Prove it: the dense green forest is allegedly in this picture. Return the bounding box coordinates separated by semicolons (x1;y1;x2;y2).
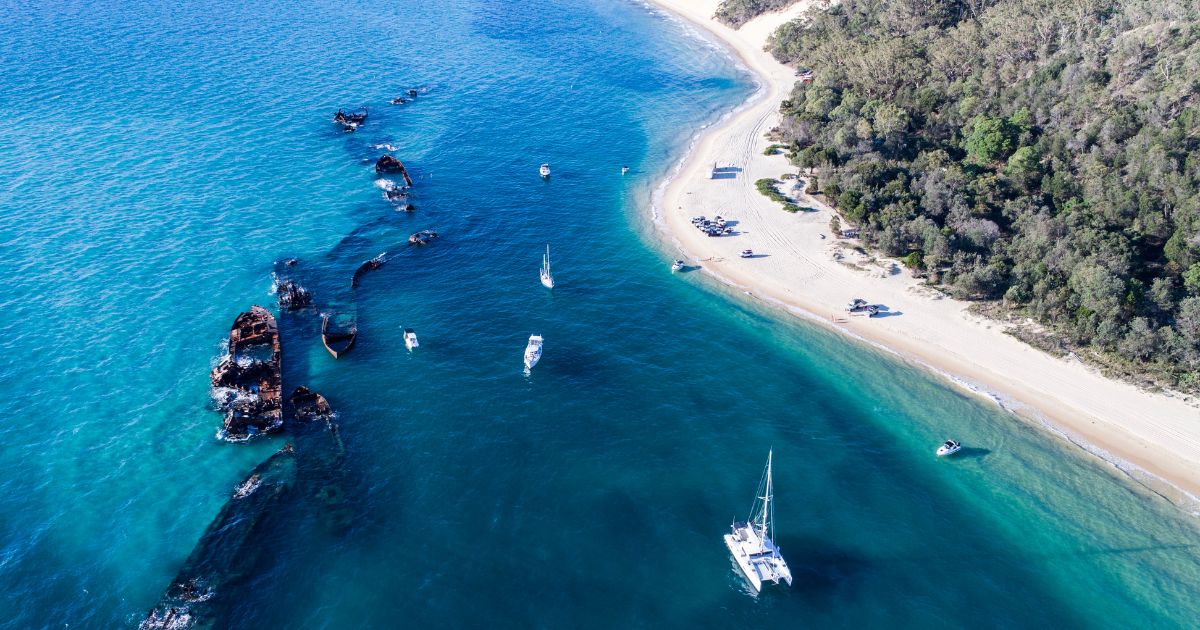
767;0;1200;390
715;0;801;27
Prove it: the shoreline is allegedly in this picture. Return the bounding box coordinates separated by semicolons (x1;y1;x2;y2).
643;0;1200;507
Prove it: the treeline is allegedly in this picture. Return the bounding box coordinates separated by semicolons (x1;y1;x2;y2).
715;0;802;27
768;0;1200;390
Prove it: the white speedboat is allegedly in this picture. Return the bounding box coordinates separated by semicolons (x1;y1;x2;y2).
539;163;551;178
724;450;792;593
524;335;543;372
936;440;961;457
540;244;555;289
621;166;629;175
671;259;685;272
404;327;419;351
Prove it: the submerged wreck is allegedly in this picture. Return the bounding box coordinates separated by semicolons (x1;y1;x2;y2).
210;307;283;439
351;252;387;289
332;107;367;132
274;278;312;311
374;154;414;186
408;229;439;245
289;386;332;423
321;312;357;359
141;386;349;629
140;446;297;630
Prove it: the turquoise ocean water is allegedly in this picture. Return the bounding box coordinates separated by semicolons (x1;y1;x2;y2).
2;0;1200;627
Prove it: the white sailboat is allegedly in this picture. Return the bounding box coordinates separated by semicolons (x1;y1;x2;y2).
540;244;555;289
524;335;543;372
724;450;793;593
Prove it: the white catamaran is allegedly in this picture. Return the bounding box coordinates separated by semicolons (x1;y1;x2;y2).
540;244;555;289
524;334;543;372
724;450;793;593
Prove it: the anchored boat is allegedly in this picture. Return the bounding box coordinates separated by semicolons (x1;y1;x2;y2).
540;244;555;289
539;163;551;179
936;440;962;457
524;335;543;372
724;450;793;593
404;327;419;351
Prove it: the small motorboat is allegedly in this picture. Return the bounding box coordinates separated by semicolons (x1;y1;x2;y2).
671;260;685;272
524;334;543;372
936;440;962;457
408;88;419;97
390;97;407;105
740;249;754;258
404;328;419;351
621;166;630;175
539;163;551;179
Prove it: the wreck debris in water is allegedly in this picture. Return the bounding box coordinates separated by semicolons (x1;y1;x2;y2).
210;306;283;439
289;386;333;423
274;278;312;311
374;154;414;186
142;386;350;628
408;229;439;245
321;312;357;359
139;445;297;630
351;252;387;289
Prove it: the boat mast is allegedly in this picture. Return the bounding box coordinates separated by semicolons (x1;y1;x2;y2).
759;450;773;552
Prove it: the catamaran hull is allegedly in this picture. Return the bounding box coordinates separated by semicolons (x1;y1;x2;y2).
725;534;764;592
724;531;793;593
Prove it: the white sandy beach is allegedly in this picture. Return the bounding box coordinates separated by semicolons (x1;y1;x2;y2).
647;0;1200;501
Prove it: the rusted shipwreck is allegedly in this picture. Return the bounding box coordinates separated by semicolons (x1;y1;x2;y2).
375;154;414;186
321;312;357;359
351;252;386;289
290;386;332;423
210;306;283;439
408;229;439;245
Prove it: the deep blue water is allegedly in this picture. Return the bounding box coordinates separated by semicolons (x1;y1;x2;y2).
2;0;1200;627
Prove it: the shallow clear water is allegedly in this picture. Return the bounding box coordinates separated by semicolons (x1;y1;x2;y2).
1;0;1199;627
